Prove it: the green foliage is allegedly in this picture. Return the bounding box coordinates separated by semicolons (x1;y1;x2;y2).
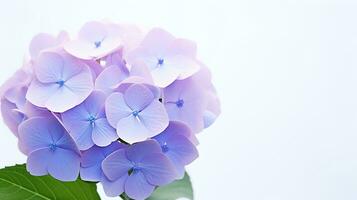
0;164;100;200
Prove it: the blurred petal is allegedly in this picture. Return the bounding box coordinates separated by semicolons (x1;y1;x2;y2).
169;38;197;58
29;33;57;59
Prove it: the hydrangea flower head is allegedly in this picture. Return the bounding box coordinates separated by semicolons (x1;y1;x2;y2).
0;21;221;199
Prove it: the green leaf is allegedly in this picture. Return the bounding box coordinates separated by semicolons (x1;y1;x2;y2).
0;164;100;200
147;172;194;200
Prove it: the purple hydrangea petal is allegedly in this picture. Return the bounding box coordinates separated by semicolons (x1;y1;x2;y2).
124;84;154;111
27;52;94;112
125;171;155;200
102;149;132;181
139;101;169;136
169;38;197;58
26;79;59;108
29;32;69;59
116;76;161;99
26;148;51;176
139;28;175;55
78;21;107;42
64;21;122;60
92;118;118;147
166;55;200;80
29;33;58;59
1;99;26;136
105;92;132;128
18;117;64;154
34;52;63;83
164;79;206;133
47;148;80;181
141;153;177;186
125;140;162;163
116;115;150;143
95;65;129;95
80;142;126;181
101;175;127;197
80;163;102;182
19;117;80;181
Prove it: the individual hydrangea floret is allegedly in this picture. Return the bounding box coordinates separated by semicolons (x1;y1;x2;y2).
26;52;94;112
18;116;81;181
127;28;200;87
102;140;177;200
62;90;118;150
105;84;169;143
153;121;199;179
64;21;122;60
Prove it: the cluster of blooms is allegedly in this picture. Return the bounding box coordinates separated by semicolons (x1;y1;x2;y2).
0;21;220;200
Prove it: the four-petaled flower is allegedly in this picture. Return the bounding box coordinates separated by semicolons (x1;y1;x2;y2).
102;140;177;200
153;121;199;179
105;84;169;143
18;116;81;181
64;21;122;60
127;28;200;87
26;52;94;112
62;91;118;150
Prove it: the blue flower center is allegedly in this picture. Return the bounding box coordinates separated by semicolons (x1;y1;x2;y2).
87;115;97;123
94;41;102;48
161;143;169;153
129;166;142;175
49;144;57;152
176;99;184;108
56;80;65;87
132;110;140;117
158;58;164;65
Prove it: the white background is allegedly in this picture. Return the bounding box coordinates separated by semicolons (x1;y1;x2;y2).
1;0;357;199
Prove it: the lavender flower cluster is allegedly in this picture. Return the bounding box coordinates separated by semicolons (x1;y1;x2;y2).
0;21;220;200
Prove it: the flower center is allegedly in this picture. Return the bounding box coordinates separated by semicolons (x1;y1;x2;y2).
129;166;142;175
161;143;169;153
132;110;140;117
56;80;65;87
157;58;164;65
176;99;184;108
49;144;57;152
87;115;96;123
94;41;102;48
